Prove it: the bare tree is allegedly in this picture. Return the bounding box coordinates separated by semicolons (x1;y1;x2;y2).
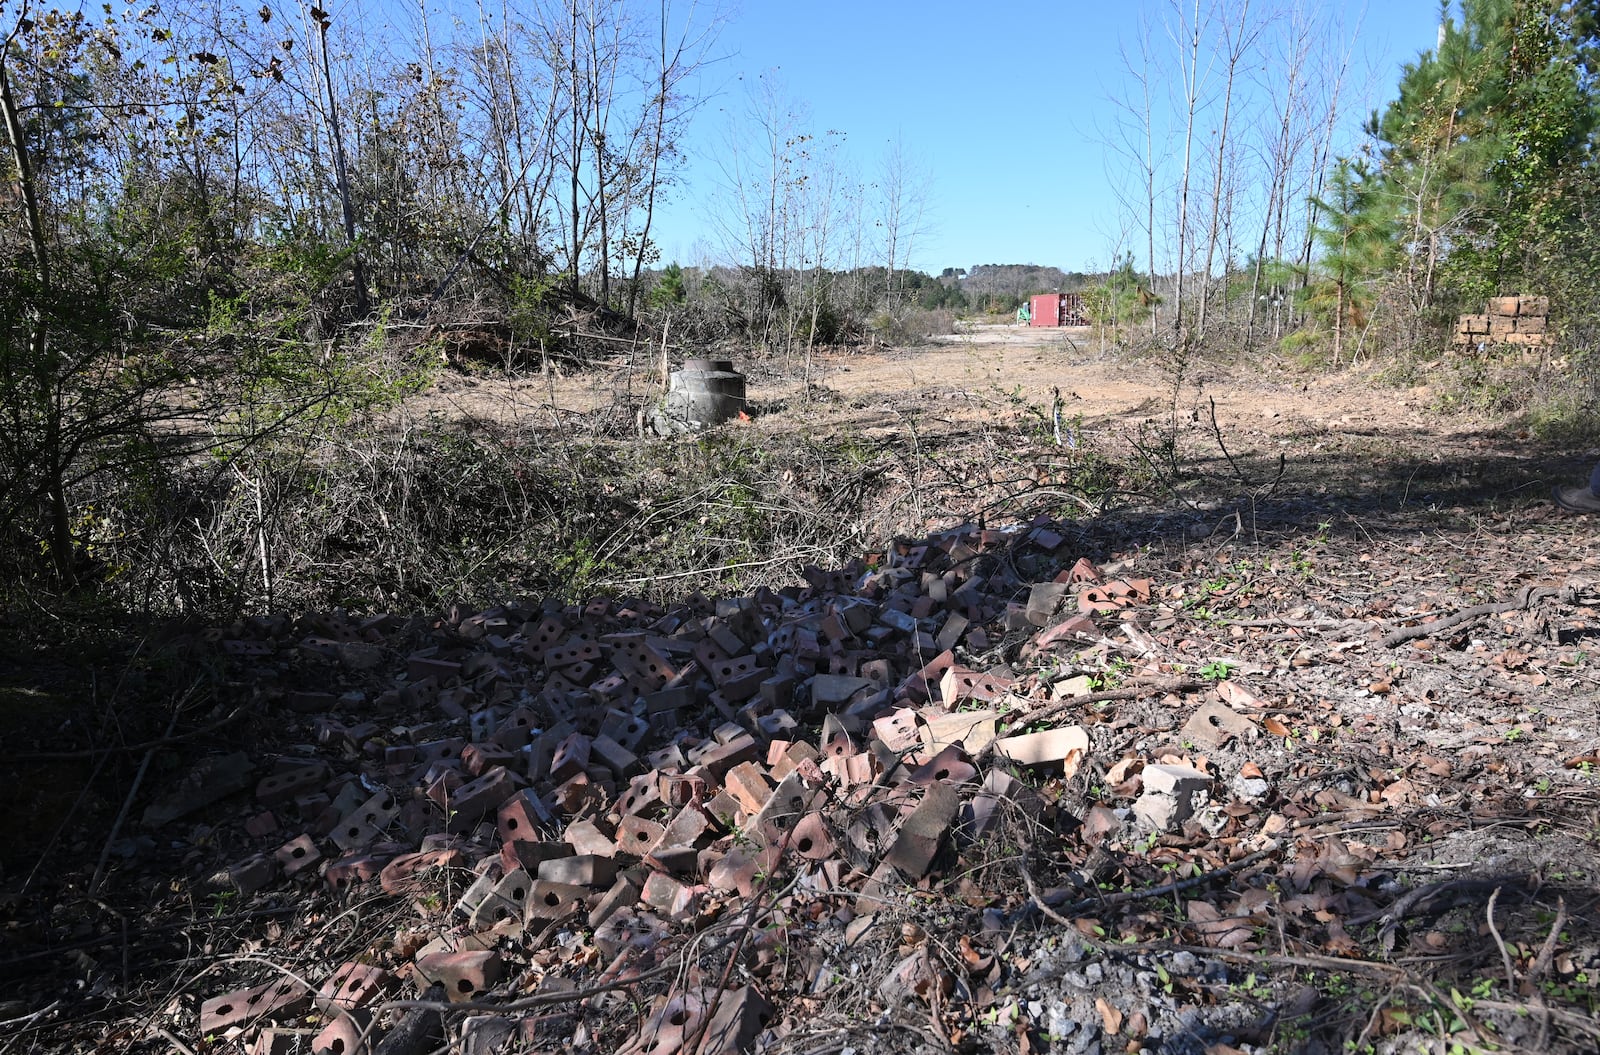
1166;0;1207;342
624;0;720;319
876;135;931;306
1101;15;1167;337
1195;0;1265;341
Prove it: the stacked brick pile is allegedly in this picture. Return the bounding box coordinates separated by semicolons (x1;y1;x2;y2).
144;519;1195;1055
1453;295;1549;348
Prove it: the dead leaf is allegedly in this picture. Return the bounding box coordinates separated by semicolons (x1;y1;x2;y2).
1183;700;1257;749
1216;680;1267;709
1106;758;1142;784
1095;997;1124;1035
1379;778;1415;806
1082;805;1123;846
1264;716;1290;738
1187;900;1252;947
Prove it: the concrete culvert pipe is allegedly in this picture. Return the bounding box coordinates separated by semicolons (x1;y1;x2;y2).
650;359;747;435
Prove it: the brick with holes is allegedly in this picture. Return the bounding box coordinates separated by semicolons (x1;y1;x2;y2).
496;790;551;845
445;766;520;832
228;853;278;896
254;761;330;807
316;962;395;1012
309;1009;370;1055
415;950;502;1003
274;834;321;878
199;977;310;1035
885;782;958;879
466;869;528;930
525;880;589;921
639;871;697;921
698;986;776;1055
324;852;387;892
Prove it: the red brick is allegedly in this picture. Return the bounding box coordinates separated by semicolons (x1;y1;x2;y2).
591;734;641;778
588;873;643;929
244;811;280;838
639;871;696;920
871;707;920;753
688;734;759;777
536;854;617;889
885;782;958;878
548;733;592;783
789;812;836;861
698;986;776;1055
723;762;773;815
907;744;977;786
325;853;386;891
308;1011;370;1055
501;838;573;876
415;950;501;1002
200;978;309;1035
469;868;533;930
445;766;519;832
526;880;589;921
274;834;321;878
316;962;395;1012
496;790;551;845
462;743;517;776
592;907;669;960
255;762;330;806
228;853;278;896
562;818;617;858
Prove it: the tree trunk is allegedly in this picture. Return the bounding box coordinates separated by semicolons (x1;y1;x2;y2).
0;51;74;581
315;15;367;312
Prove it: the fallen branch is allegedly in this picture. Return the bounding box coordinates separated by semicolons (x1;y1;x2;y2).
1523;895;1567;997
1009;844;1280;929
1381;585;1561;648
1055;845;1280;917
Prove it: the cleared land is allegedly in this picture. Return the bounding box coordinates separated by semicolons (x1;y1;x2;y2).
4;329;1599;1055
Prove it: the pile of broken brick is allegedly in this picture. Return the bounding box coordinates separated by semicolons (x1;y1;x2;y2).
164;516;1186;1055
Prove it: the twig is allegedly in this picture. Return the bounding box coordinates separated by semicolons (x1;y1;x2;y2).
0;1000;61;1030
13;704;248;761
682;788;818;1055
1476;997;1600;1040
90;703;182;895
154;1027;197;1055
1523;895;1566;997
595;551;828;587
1016;858;1107;952
1486;886;1517;992
1055;845;1280;917
1127;940;1406;977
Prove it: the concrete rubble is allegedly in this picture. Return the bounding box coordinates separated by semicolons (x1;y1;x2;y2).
171;517;1185;1054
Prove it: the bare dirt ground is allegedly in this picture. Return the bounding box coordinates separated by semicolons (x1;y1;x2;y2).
5;326;1600;1055
399;322;1449;446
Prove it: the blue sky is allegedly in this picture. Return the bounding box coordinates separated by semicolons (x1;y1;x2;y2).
645;1;1446;275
